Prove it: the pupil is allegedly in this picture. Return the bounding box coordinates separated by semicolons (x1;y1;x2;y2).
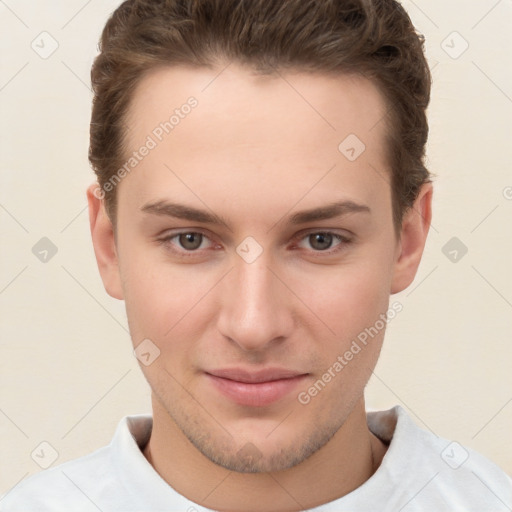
310;233;332;250
180;233;202;250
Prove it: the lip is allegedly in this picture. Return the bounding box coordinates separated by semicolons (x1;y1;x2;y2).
205;368;308;407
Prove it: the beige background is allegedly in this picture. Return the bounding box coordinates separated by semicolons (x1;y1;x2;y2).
1;0;511;496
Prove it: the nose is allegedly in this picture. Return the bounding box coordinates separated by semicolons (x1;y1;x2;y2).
216;255;295;352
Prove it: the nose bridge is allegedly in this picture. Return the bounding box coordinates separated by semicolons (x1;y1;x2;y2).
236;257;274;314
217;254;292;350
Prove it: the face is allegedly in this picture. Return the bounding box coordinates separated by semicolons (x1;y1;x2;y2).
89;64;428;473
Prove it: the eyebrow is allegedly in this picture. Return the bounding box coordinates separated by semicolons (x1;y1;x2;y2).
140;199;371;227
289;201;371;224
140;200;228;226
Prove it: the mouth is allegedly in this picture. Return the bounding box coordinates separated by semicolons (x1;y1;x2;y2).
204;368;309;407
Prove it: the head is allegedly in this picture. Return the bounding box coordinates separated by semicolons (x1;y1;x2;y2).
87;0;432;473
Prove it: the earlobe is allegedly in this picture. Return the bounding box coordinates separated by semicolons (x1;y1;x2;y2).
86;183;124;300
390;183;433;294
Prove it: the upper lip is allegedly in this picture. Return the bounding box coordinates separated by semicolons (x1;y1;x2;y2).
206;368;307;384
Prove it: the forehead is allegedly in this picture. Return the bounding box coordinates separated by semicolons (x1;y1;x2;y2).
120;64;390;219
126;64;388;150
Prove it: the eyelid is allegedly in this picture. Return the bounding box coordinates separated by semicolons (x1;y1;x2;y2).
156;228;353;257
290;229;353;253
157;228;220;253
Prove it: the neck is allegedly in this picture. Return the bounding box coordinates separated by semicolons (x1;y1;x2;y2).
143;396;387;512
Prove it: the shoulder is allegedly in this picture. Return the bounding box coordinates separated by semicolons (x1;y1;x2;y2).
1;415;152;512
372;406;512;510
0;445;112;511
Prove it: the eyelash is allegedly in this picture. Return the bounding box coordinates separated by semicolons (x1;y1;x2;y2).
157;230;353;258
157;229;218;258
292;231;352;255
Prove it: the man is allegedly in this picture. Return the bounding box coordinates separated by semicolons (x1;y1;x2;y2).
2;0;511;510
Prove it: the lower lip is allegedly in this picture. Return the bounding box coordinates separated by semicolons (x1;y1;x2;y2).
205;373;308;407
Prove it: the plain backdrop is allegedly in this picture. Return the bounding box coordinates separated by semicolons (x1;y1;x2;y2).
1;0;511;496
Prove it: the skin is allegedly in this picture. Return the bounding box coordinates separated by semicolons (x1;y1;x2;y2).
87;63;432;512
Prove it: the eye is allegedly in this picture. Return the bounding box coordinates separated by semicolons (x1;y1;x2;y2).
296;231;350;252
177;232;205;250
159;231;215;252
307;233;334;251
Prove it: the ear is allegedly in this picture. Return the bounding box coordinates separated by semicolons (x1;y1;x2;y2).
86;183;124;300
391;183;433;294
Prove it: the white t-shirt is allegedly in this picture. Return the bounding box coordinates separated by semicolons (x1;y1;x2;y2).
2;406;511;511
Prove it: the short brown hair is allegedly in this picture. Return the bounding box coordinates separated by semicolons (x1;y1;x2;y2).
89;0;431;230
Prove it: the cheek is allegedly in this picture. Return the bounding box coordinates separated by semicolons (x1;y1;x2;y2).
290;256;393;343
120;244;222;347
301;261;392;401
119;245;186;338
341;264;391;325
